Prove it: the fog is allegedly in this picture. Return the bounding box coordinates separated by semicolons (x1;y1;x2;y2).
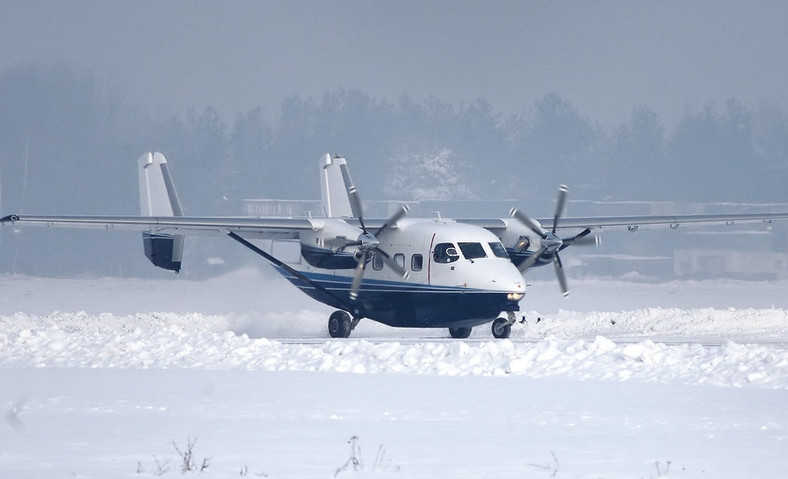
1;1;788;278
4;1;788;127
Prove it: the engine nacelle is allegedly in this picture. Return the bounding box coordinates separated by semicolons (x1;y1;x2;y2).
299;219;363;270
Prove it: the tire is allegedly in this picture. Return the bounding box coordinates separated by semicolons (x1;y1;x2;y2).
328;310;352;338
491;317;511;339
448;326;472;339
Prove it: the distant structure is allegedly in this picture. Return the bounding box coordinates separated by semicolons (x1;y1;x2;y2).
674;249;788;280
242;199;323;218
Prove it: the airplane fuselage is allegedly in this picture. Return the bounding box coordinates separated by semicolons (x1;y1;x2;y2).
277;219;525;329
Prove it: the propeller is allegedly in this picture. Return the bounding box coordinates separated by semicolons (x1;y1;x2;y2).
338;163;409;300
509;185;599;297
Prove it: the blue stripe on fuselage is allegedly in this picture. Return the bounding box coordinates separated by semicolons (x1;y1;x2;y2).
272;266;519;329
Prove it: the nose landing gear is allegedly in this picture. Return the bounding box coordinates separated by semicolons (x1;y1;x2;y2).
491;311;516;339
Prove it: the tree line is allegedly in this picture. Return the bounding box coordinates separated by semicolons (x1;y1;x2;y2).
1;65;787;276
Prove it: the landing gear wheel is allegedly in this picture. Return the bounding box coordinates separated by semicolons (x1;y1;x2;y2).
449;327;472;339
492;317;511;339
328;310;352;338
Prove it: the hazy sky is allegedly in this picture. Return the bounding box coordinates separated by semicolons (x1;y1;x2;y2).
2;1;788;127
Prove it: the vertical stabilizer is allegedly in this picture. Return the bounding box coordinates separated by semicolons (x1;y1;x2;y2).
139;152;184;216
137;152;184;272
319;153;354;218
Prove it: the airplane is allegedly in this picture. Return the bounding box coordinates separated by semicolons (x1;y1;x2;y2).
3;151;788;339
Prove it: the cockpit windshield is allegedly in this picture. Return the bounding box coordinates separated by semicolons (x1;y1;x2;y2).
458;242;487;260
488;242;509;258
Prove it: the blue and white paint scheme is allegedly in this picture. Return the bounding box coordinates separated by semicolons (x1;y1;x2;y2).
4;152;788;338
285;219;525;330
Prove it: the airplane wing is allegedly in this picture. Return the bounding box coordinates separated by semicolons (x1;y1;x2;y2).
0;151;322;241
538;212;788;230
0;214;318;239
10;211;784;237
0;212;327;274
460;212;788;233
461;205;788;296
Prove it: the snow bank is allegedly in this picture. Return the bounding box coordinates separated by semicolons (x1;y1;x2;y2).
2;309;788;389
2;271;788;390
516;306;788;343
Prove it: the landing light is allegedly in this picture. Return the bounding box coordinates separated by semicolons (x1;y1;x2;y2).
508;292;525;301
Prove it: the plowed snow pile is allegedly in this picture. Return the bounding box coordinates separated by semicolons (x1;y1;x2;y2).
2;308;788;389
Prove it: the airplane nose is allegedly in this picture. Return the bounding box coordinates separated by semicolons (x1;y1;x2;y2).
505;267;525;299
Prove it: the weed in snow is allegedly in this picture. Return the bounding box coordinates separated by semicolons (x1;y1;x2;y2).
335;436;400;476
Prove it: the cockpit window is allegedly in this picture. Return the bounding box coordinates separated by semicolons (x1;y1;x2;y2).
433;242;460;263
489;242;509;259
458;242;487;260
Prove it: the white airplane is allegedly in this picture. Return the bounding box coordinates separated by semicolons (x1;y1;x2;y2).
3;152;788;339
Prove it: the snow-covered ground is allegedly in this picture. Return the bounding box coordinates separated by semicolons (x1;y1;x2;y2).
1;268;788;477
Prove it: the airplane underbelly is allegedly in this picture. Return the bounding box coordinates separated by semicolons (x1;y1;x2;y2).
275;267;519;329
360;290;512;328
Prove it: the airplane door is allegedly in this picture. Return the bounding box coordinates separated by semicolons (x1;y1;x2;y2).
428;233;461;285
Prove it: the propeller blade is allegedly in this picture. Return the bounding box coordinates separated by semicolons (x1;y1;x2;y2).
509;208;548;239
569;234;601;247
376;248;410;279
375;204;409;236
339;162;367;233
349;251;368;300
552;184;568;234
510;185;574;297
349;188;366;233
559;229;601;250
517;245;547;273
567;227;591;241
553;252;570;297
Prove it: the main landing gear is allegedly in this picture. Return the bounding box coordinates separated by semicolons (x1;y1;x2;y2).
328;310;361;338
448;327;472;339
448;311;517;339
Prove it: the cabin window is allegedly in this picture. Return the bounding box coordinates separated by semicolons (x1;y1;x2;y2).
433;243;460;263
372;252;384;270
394;253;405;270
489;242;509;258
458;242;487;260
411;254;423;271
